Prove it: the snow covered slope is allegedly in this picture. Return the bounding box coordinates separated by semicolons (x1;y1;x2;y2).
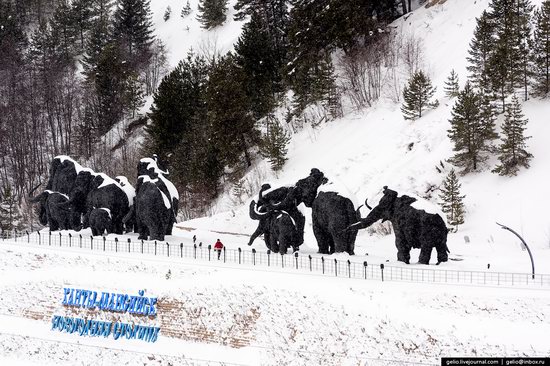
1;242;548;365
169;0;550;275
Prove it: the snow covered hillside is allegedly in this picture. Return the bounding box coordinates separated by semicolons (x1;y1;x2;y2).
1;241;549;365
163;0;550;275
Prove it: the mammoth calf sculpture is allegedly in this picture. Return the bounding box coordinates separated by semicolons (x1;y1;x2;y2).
248;199;303;254
350;186;449;265
89;208;112;236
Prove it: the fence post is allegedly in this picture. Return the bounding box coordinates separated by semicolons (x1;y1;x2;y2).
59;232;62;246
49;231;51;246
334;259;338;277
347;260;351;278
38;231;41;245
128;238;131;253
223;246;226;263
115;237;118;252
193;244;197;259
141;240;144;254
208;245;211;261
267;250;271;266
103;236;106;251
90;236;93;250
295;252;299;270
180;243;183;258
154;241;157;256
380;264;385;282
79;234;82;248
321;256;325;274
68;233;72;247
238;248;242;264
363;261;368;279
167;243;170;257
281;253;284;268
252;249;256;265
308;255;312;272
26;230;30;243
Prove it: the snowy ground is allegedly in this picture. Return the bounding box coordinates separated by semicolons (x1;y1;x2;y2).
0;241;549;365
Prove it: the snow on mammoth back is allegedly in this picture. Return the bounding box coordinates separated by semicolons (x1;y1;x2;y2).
55;155;86;174
317;179;361;208
139;158;179;201
115;176;136;206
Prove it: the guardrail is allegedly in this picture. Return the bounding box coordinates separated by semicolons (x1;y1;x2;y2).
1;230;549;289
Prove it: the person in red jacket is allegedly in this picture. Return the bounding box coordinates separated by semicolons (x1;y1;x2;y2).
214;239;224;260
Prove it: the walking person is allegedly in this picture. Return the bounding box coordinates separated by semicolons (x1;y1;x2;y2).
214;238;224;260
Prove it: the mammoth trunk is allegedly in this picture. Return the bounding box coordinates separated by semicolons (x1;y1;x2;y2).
28;183;43;203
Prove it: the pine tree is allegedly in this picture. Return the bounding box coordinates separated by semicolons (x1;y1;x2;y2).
234;14;280;119
448;82;498;173
206;54;260;169
71;0;95;49
82;18;111;83
401;70;437;120
532;1;550;96
0;186;24;233
112;0;155;66
444;69;460;98
260;115;291;172
493;95;533;176
439;169;466;231
164;6;172;21
197;0;228;29
181;0;192;17
467;10;494;93
514;0;535;101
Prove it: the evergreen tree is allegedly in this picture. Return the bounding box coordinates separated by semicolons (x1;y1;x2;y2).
260;115;291;172
514;0;535;101
71;0;95;49
181;0;192;17
439;169;466;231
447;82;498;173
401;70;437;120
206;54;260;169
164;6;172;21
94;42;127;135
532;1;550;96
49;1;79;65
444;69;460;98
493;95;533;176
197;0;228;29
112;0;155;66
145;53;210;174
0;186;24;233
82;17;111;82
467;10;494;93
234;14;280;119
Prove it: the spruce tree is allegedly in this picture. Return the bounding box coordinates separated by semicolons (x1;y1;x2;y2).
439;169;466;231
234;14;280;119
492;95;533;176
181;0;192;17
444;69;460;98
447;82;498;173
197;0;228;29
532;1;550;96
164;6;172;21
467;11;494;93
206;54;260;169
71;0;94;49
112;0;155;65
260;115;291;172
401;70;437;120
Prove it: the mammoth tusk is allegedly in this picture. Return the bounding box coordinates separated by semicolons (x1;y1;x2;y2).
365;198;373;210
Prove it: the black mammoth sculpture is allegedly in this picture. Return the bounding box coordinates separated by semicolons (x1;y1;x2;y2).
89;208;112;236
131;175;173;241
45;156;79;194
350;186;449;265
248;188;304;254
137;157;178;235
28;185;80;231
